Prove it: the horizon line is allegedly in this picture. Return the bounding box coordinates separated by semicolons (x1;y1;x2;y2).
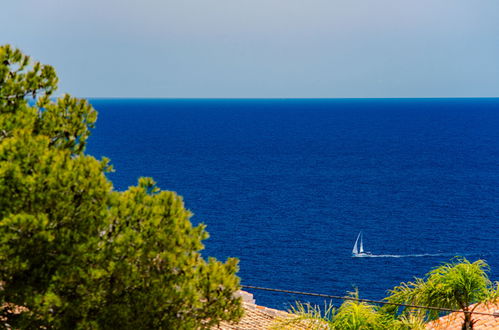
79;96;499;100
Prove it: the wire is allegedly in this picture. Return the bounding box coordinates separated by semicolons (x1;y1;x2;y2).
241;285;499;317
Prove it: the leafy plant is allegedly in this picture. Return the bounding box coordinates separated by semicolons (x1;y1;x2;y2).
331;291;388;329
273;300;334;329
277;258;498;330
275;291;390;330
386;258;499;329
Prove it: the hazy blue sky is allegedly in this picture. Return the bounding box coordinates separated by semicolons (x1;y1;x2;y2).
3;0;499;98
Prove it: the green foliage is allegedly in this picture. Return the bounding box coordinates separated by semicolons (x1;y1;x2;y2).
330;292;386;329
95;178;242;329
276;291;390;330
273;300;334;329
386;258;499;329
281;259;498;330
390;313;426;330
0;45;242;329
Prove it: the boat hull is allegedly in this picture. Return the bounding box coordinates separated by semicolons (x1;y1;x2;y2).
352;252;373;257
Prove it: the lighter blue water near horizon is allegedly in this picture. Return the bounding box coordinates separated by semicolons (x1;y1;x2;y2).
86;98;499;310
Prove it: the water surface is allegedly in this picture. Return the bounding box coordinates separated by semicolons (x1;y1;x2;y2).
86;98;499;310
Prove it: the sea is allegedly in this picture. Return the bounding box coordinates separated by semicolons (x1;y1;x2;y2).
85;98;499;311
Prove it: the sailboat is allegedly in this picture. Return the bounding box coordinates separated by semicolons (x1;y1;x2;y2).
352;231;372;257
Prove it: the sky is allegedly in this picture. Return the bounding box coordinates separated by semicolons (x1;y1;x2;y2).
3;0;499;98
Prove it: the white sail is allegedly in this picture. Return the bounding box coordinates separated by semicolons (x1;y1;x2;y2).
352;232;361;254
359;232;364;253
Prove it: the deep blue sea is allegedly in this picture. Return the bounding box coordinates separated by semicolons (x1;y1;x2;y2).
86;98;499;310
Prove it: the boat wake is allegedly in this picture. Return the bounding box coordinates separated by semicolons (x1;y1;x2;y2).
353;253;459;258
351;232;466;258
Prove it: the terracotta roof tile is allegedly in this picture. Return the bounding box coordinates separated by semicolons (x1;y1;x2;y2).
218;301;293;329
426;301;499;330
218;291;313;329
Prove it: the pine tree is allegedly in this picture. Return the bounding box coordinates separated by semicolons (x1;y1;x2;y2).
0;45;242;329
